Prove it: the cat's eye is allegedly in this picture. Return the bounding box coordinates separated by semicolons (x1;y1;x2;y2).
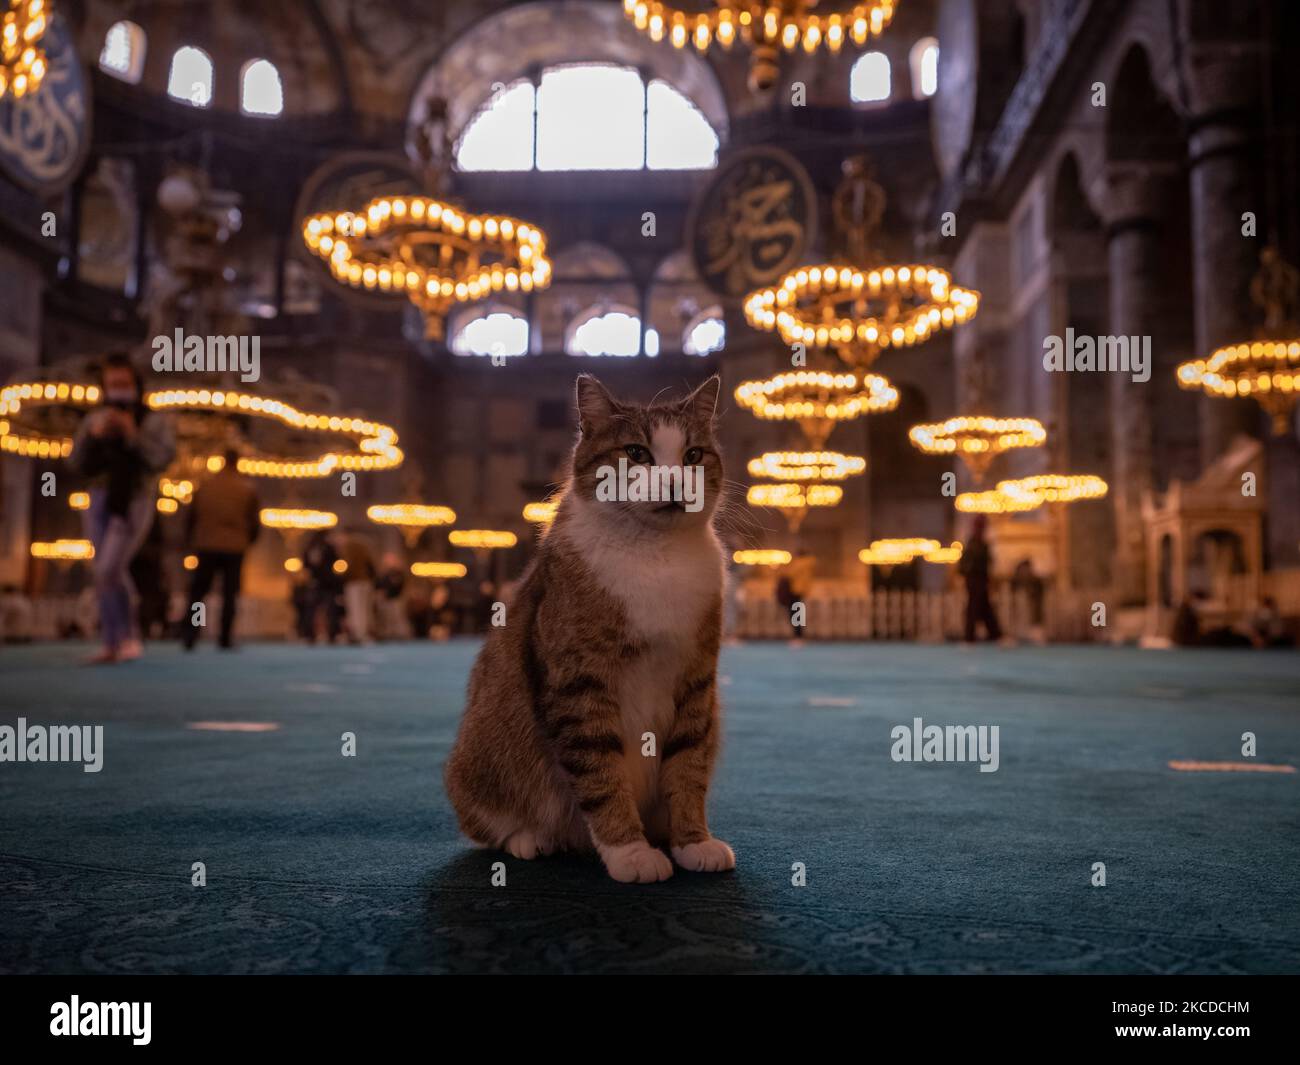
624;444;652;464
683;447;704;465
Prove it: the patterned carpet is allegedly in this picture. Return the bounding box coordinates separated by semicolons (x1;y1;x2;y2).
1;640;1297;974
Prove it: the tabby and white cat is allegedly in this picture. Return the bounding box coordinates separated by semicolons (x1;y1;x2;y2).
445;373;734;883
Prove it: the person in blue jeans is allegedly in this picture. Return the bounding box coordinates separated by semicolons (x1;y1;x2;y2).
70;353;175;664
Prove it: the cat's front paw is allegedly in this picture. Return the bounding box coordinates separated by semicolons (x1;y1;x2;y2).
671;837;735;873
600;840;674;884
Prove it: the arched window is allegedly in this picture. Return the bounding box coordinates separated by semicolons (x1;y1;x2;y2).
850;51;891;104
910;38;939;99
167;46;213;108
452;310;530;358
457;64;718;172
99;21;146;84
241;58;283;117
683;310;725;356
567;308;642;357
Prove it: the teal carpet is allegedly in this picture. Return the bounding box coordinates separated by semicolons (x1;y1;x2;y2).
1;640;1297;974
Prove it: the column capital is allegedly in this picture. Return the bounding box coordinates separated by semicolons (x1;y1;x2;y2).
1097;164;1177;233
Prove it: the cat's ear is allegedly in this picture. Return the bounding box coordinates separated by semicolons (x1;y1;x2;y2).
683;374;721;428
575;374;617;434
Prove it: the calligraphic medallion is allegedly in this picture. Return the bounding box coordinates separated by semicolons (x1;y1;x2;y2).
688;145;815;301
0;13;88;195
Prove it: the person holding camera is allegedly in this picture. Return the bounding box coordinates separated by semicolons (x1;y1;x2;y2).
70;353;176;664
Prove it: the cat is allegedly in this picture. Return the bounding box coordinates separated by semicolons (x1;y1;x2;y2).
445;373;734;883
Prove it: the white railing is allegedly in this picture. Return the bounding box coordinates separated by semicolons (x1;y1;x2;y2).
733;587;1111;642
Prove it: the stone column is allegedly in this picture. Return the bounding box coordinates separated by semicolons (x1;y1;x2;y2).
1101;166;1169;602
1184;50;1263;466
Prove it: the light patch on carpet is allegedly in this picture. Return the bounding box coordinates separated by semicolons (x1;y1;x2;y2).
285;683;337;694
188;722;281;732
1168;760;1295;773
808;696;857;707
341;664;374;675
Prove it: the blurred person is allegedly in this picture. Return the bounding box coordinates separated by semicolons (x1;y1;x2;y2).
70;353;175;664
130;516;170;639
1250;597;1290;648
374;553;408;639
301;530;343;643
182;446;260;650
777;550;814;643
959;514;1002;643
341;533;376;643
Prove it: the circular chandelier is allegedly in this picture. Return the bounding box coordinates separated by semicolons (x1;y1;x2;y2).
0;0;50;101
30;538;93;561
908;415;1046;482
623;1;898;91
260;508;338;530
745;263;979;369
732;549;793;567
747;449;866;482
523;500;559;525
1177;339;1299;435
857;537;939;565
955;485;1043;514
734;369;898;448
0;379;403;479
997;474;1108;505
368;503;456;546
411;561;468;579
302;195;552;340
747;481;842;533
449;529;518;550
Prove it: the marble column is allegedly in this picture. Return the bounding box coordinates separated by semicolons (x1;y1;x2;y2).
1101;166;1169;602
1184;51;1263;467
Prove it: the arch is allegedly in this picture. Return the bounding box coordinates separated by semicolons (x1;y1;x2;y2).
1049;152;1102;238
850;52;891;104
1105;44;1182;164
240;58;284;117
450;307;530;358
99;20;146;84
909;37;938;99
408;0;728;163
566;305;643;357
167;45;214;108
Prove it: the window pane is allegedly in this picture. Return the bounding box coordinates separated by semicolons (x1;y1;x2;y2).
537;65;644;171
100;21;144;83
684;316;725;355
568;311;641;356
850;52;890;104
646;80;718;169
453;312;529;357
168;46;213;107
242;59;283;116
457;81;536;171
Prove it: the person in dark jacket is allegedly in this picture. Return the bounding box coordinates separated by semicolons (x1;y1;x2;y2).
70;353;175;664
959;514;1002;643
301;530;343;643
182;447;260;650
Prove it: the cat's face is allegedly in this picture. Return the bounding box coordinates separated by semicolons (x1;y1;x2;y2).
569;374;723;533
